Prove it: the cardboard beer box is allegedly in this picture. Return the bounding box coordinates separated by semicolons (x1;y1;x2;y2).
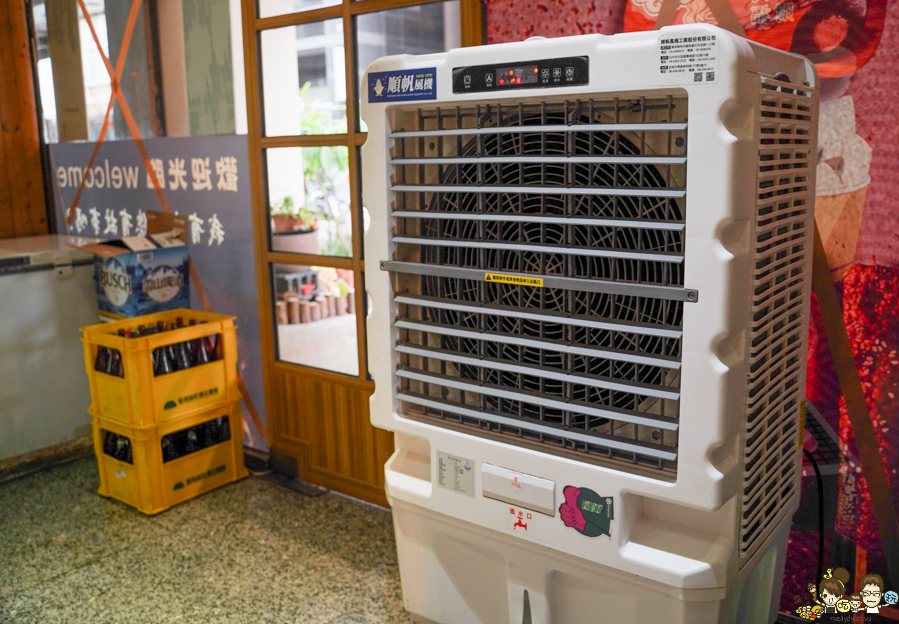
75;212;190;318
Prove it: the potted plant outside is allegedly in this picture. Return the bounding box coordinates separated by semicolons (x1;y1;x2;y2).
270;196;322;256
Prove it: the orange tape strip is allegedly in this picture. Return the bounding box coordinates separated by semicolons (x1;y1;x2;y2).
66;0;143;226
72;4;268;440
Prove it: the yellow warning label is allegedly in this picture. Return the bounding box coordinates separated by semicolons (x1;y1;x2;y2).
485;273;544;288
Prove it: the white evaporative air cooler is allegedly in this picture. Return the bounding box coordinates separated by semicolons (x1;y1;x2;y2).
361;24;818;624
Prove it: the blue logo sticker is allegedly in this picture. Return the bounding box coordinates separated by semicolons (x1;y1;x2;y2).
368;68;437;103
163;400;177;410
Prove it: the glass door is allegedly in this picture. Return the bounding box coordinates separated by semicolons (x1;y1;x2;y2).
241;0;482;504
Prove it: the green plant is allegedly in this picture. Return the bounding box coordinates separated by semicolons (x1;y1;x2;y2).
297;81;352;256
269;196;314;220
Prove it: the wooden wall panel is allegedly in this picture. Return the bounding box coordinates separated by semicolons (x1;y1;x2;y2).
0;0;48;240
271;366;394;507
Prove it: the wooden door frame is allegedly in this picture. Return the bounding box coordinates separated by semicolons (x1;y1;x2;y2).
241;0;483;505
0;0;49;239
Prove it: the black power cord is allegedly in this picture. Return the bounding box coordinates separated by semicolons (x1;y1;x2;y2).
803;448;825;587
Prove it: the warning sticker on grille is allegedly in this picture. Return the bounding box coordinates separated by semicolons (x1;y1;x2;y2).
660;34;718;85
485;273;544;288
437;452;475;497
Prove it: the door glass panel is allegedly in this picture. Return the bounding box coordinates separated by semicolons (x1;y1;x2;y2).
259;0;340;21
273;264;359;376
260;20;346;137
355;1;461;131
266;146;352;258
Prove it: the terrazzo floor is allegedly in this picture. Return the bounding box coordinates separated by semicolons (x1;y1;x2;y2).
0;457;413;624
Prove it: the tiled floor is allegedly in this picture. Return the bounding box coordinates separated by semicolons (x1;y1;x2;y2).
277;315;359;377
0;458;413;624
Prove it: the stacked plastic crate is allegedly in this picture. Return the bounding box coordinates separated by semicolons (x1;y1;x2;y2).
82;309;247;514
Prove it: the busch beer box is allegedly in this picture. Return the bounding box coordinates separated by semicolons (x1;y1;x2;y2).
75;212;190;318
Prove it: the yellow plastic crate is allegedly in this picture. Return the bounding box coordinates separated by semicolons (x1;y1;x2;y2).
92;402;248;515
82;309;239;428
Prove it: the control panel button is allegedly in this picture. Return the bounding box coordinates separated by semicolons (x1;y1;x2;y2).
452;56;588;94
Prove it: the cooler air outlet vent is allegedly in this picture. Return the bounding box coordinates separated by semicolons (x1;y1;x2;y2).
386;96;689;477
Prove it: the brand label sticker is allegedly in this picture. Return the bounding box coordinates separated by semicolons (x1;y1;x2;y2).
505;505;537;540
143;265;185;303
173;387;219;407
659;34;718;84
437;451;475;497
368;68;437;103
485;273;544;288
100;257;133;308
560;485;614;537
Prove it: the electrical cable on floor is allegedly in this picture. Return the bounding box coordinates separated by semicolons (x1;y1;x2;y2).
803;448;825;586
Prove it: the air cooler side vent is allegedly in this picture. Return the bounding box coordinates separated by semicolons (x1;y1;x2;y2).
738;76;815;565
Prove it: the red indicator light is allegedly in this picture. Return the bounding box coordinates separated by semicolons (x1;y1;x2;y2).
509;70;514;76
500;78;504;84
533;67;538;73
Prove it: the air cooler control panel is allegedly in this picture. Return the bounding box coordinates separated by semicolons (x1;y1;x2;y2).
452;56;589;93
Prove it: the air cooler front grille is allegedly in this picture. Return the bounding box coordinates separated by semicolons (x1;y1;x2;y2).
739;76;814;564
386;96;689;478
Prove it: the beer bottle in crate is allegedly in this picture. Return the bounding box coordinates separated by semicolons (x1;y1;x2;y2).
163;321;179;371
103;431;118;457
94;346;110;372
185;428;199;454
108;348;124;378
217;416;230;442
161;434;179;462
115;435;132;463
184;320;197;363
205;333;222;361
175;341;192;371
154;343;173;376
200;419;218;447
195;334;211;366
